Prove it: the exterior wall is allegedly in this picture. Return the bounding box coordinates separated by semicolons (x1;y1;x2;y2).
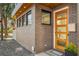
77;4;79;55
15;3;77;54
16;5;35;53
53;3;77;47
35;4;53;53
68;4;77;45
35;3;77;53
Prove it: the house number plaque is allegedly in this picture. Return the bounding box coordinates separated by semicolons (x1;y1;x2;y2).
68;23;76;32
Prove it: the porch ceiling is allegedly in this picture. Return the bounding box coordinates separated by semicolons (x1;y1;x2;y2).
13;3;62;19
14;3;32;19
40;3;62;8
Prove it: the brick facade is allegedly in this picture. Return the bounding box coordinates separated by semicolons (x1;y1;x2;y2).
35;3;77;53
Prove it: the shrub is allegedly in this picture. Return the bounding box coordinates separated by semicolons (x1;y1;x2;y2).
65;42;77;56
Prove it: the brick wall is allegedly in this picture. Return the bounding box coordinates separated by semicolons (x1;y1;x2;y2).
77;4;79;55
16;5;35;53
35;3;77;53
35;4;52;53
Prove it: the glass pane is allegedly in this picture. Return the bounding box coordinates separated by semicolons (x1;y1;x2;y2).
42;10;50;24
28;13;32;24
57;27;66;32
42;15;50;24
57;20;66;25
22;15;24;26
17;19;18;27
57;13;66;19
19;18;21;27
56;34;66;39
23;15;26;25
26;11;32;25
20;18;22;27
57;40;65;47
28;14;32;20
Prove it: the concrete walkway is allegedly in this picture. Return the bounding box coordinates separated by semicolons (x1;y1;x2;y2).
0;40;33;56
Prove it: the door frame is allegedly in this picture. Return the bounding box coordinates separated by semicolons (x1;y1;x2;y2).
53;6;69;51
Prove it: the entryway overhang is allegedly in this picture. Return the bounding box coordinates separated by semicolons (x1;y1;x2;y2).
40;3;62;8
11;3;62;19
11;3;32;19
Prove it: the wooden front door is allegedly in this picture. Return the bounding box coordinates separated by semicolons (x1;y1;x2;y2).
54;7;69;52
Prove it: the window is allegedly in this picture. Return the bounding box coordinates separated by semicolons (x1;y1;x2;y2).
42;10;51;25
17;19;18;27
18;18;21;27
20;17;22;27
26;10;32;25
17;10;32;27
26;13;28;25
24;14;26;25
57;19;66;25
18;19;19;27
57;27;66;32
22;15;25;26
27;11;32;24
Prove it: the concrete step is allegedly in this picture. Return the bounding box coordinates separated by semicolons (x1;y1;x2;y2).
46;49;63;56
35;49;63;56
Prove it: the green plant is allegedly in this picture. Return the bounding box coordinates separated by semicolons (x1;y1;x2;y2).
0;4;15;39
7;27;13;33
65;42;78;56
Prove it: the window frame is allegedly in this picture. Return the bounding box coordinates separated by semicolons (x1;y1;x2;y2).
17;19;18;27
26;10;32;25
41;10;51;25
22;14;25;26
18;17;21;27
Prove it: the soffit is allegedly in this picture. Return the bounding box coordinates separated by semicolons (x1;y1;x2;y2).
14;3;62;19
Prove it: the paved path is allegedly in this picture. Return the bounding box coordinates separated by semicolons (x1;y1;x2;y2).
0;40;33;56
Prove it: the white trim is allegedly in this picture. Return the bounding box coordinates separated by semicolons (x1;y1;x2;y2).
53;6;69;49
